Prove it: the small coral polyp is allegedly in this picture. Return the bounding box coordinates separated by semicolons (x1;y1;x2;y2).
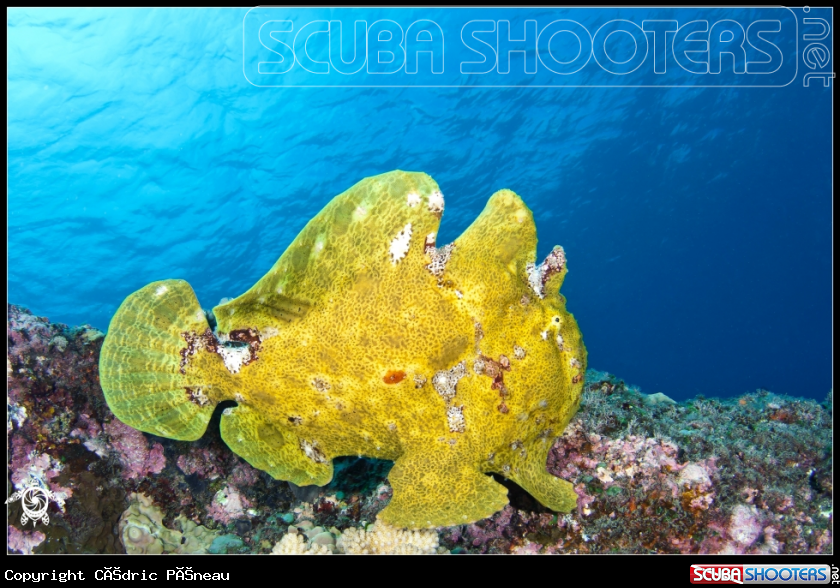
99;170;587;529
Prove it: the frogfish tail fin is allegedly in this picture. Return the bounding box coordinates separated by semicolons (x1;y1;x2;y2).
99;279;233;441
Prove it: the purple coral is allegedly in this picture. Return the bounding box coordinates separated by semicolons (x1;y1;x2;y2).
726;504;763;551
8;526;46;555
206;484;252;525
230;463;260;487
463;506;515;549
177;448;220;479
103;419;166;480
9;445;73;511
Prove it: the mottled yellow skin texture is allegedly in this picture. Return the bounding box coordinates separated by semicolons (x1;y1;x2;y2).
99;170;586;528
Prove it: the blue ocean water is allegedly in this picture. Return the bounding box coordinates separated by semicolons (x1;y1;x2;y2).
8;8;832;401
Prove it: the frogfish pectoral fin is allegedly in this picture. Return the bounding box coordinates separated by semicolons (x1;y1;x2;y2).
378;447;509;529
220;404;333;487
507;439;578;513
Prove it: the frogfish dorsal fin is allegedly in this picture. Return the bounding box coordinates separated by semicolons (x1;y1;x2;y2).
445;189;539;311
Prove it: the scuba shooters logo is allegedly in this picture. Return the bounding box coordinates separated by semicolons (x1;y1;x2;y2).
692;566;744;584
243;7;799;87
690;564;831;584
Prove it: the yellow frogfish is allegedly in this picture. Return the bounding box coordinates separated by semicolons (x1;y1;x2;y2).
99;170;586;528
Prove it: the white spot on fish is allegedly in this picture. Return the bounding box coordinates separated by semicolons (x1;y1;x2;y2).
526;263;544;299
217;344;250;374
300;440;327;464
389;223;412;265
427;190;444;214
447;404;466;433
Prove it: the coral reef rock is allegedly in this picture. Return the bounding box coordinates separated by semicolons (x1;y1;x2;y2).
6;303;832;553
118;493;218;554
